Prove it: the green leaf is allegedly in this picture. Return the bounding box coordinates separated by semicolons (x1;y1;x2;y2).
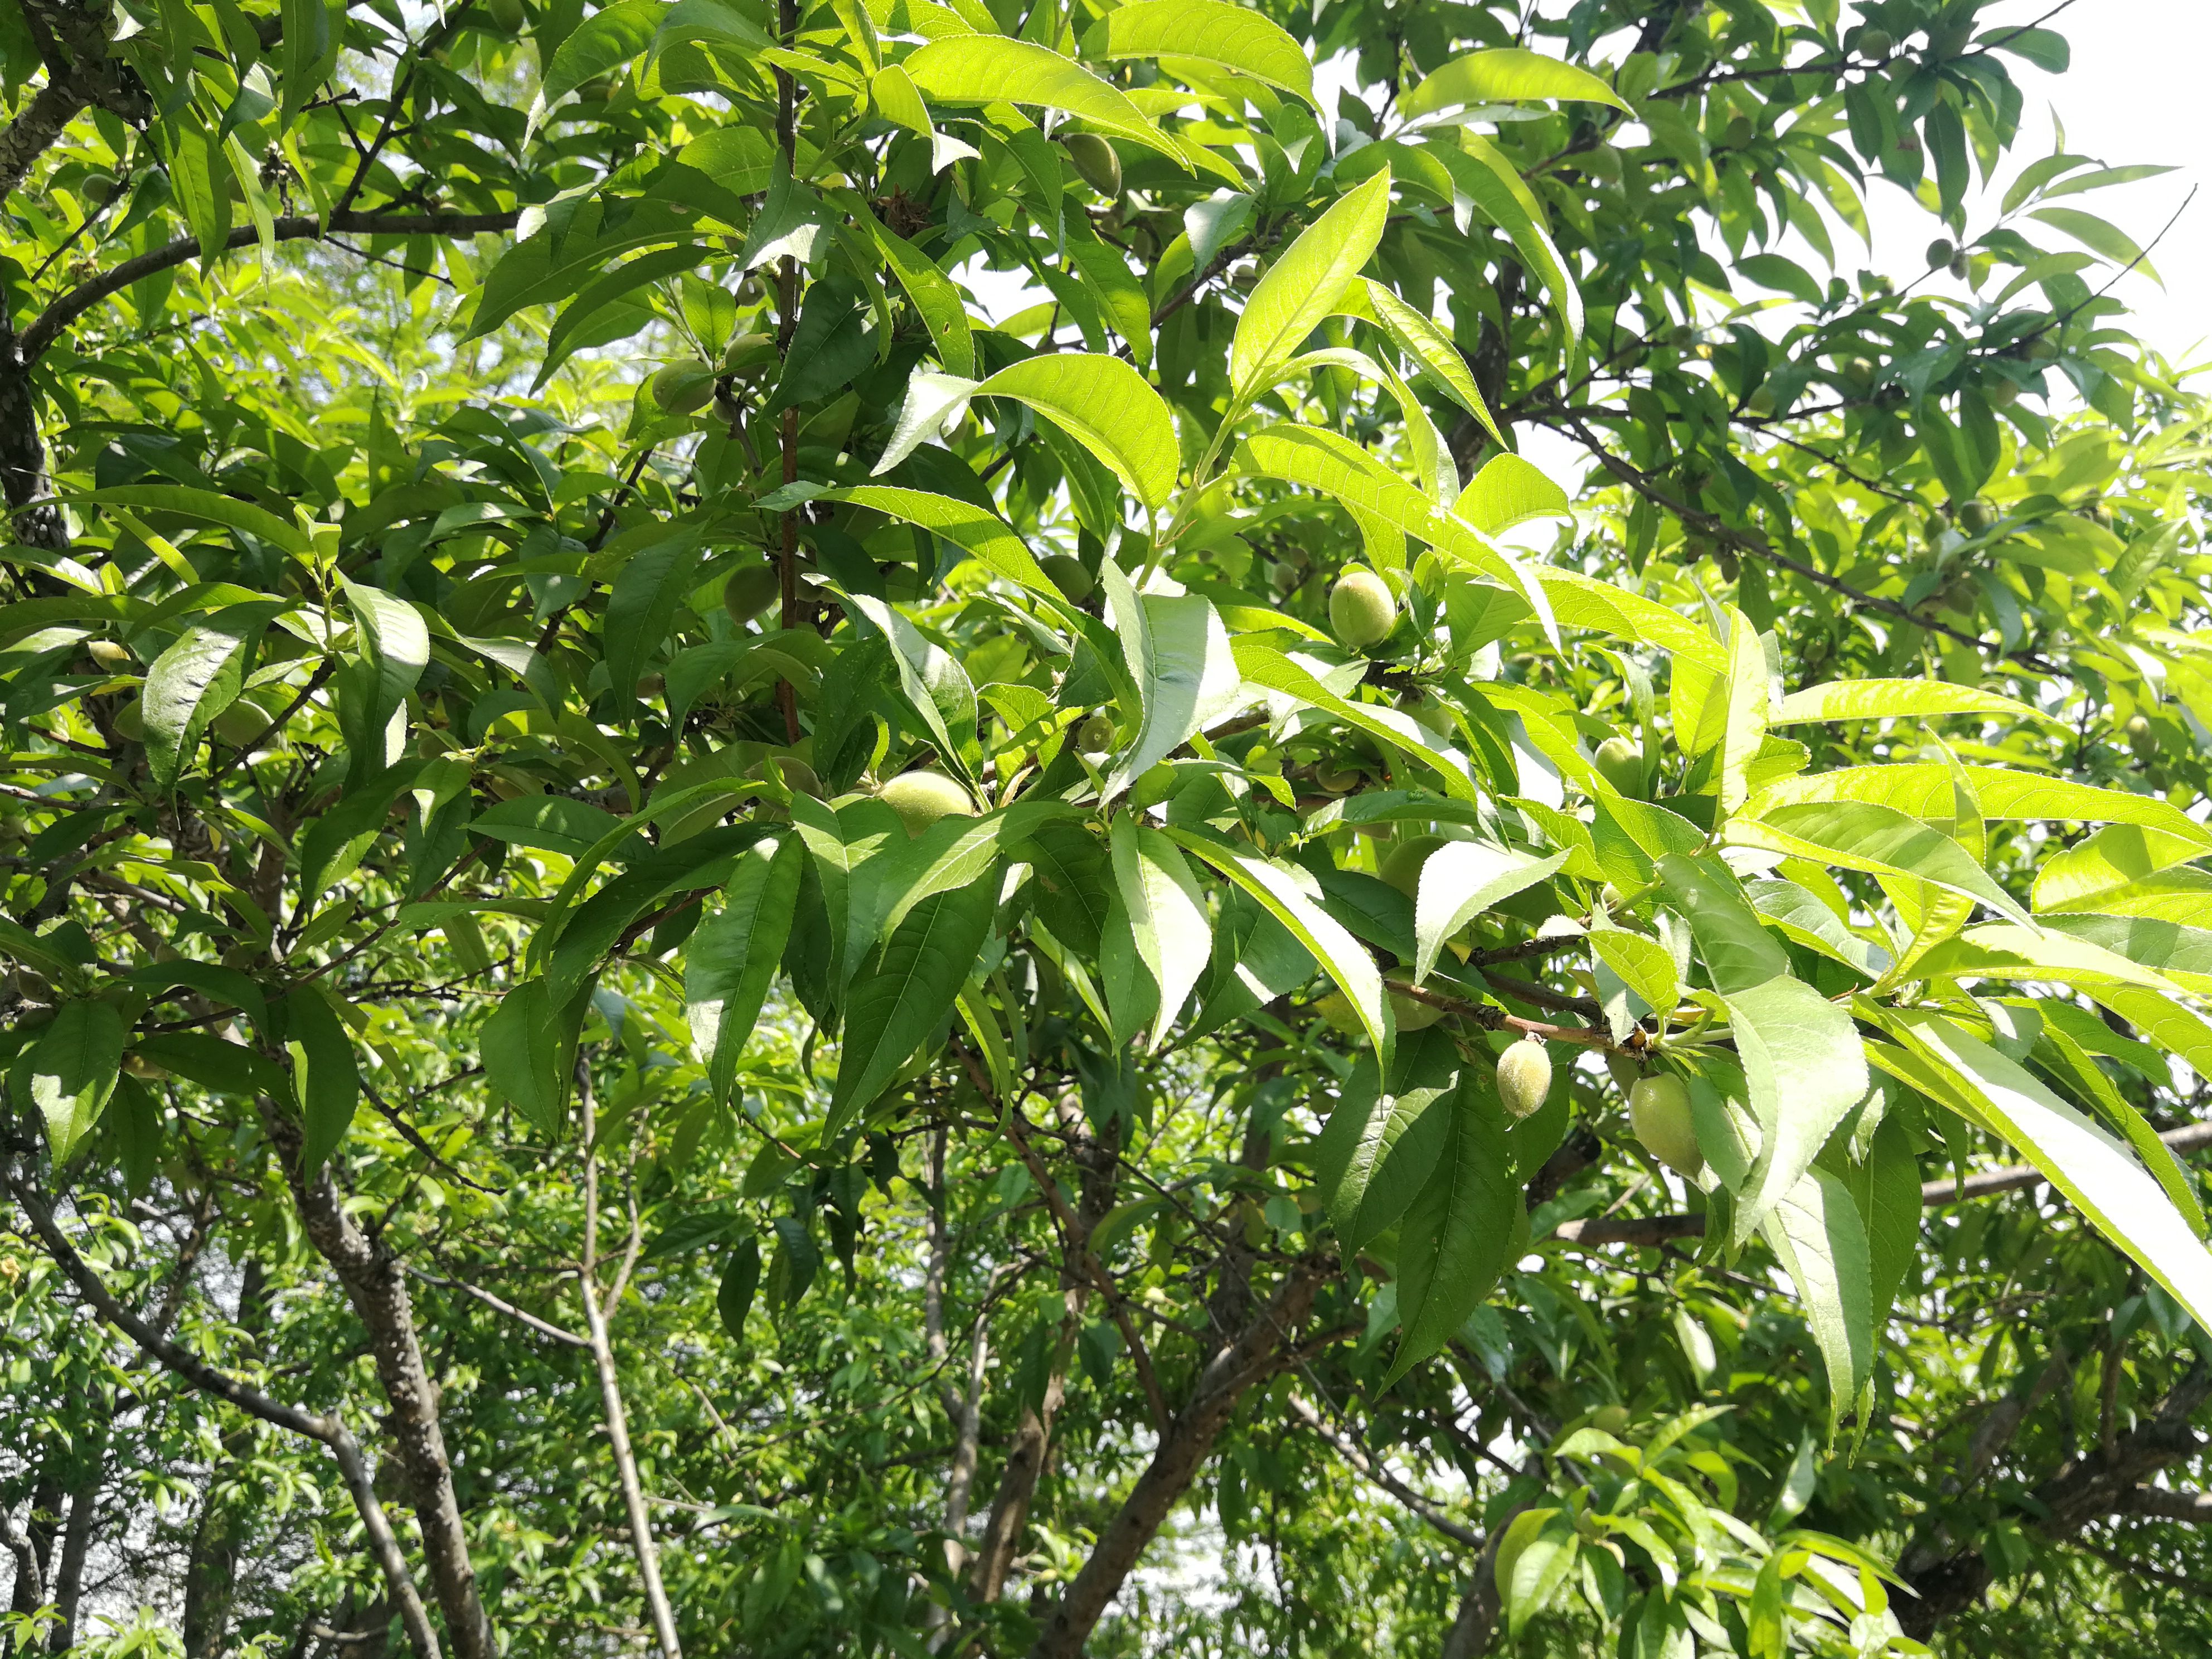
1388;1069;1517;1383
1234;638;1479;801
2030;206;2161;284
1734;251;1823;305
278;0;342;127
2036;1018;2205;1238
830;486;1058;600
540;0;663;108
1314;1049;1454;1250
842;591;982;783
603;531;705;704
1656;853;1790;995
1751;765;2212;852
339;578;429;777
284;984;361;1178
1886;1008;2212;1331
1062;212;1153;369
1453;453;1567;535
904;36;1181;158
21;1000;123;1163
1080;0;1314;102
1097;560;1242;798
470;795;633;861
1413;841;1566;982
481;977;586;1136
1540;570;1725;670
866;219;978;370
1230;168;1392;397
2033;824;2206;913
1401;47;1629;116
1169;825;1393;1064
1846;1114;1923;1335
1108;819;1211;1046
140;602;283;792
1429;135;1582;353
687;836;804;1102
1723;974;1869;1243
1912;924;2190;998
1235;425;1554;638
1589;925;1679;1023
717;1235;762;1338
1713;605;1770;817
1728;801;2032;927
827;870;1002;1138
1360;278;1503;447
1496;1508;1579;1640
1769;679;2048;727
973;353;1180;512
1762;1167;1874;1427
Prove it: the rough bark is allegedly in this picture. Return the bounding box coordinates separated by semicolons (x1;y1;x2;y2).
256;1109;491;1659
1439;1505;1529;1659
1896;1362;2212;1638
3;1469;56;1619
45;1427;100;1652
1026;1264;1322;1659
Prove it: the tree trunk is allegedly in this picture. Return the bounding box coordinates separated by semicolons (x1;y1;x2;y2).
6;1470;59;1619
45;1427;103;1653
1026;1265;1321;1659
181;1258;270;1657
260;1105;493;1659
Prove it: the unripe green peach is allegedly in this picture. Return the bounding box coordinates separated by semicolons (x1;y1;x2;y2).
1314;761;1363;793
1840;355;1875;389
1378;835;1442;899
649;363;714;415
724;565;782;626
1311;989;1363;1035
1075;711;1117;753
1745;385;1777;416
1593;735;1644;799
113;698;144;740
1958;499;1992;535
877;770;974;837
1925;237;1955;269
2126;714;2157;760
1604;1051;1641;1095
1328;569;1396;650
1041;554;1094;601
1856;26;1893;56
1496;1037;1553;1120
1591;1404;1631;1434
1629;1074;1704;1177
213;699;269;747
85;639;129;668
487;0;525;30
1060;132;1122;198
1949;253;1969;282
722;332;778;376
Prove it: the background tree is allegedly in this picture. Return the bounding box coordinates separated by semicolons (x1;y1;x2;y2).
4;0;2212;1656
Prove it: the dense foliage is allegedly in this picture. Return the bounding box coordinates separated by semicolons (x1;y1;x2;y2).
7;0;2212;1655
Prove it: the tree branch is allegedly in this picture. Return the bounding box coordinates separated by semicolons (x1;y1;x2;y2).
1284;1393;1482;1548
3;1160;440;1659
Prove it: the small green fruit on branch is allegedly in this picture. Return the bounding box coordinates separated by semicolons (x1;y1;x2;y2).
1496;1036;1552;1119
1328;569;1396;649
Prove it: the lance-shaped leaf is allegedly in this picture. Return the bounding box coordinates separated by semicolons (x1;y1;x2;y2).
1847;1113;1923;1334
1589;925;1679;1023
2034;823;2209;913
1236;424;1555;640
1414;841;1566;982
830;485;1059;600
1760;1167;1875;1427
1169;825;1393;1063
865;217;974;376
1108;818;1211;1047
1081;0;1314;101
904;36;1183;158
1657;853;1791;994
140;601;284;791
284;984;361;1177
1723;974;1869;1243
1453;453;1566;535
872;369;980;476
973;353;1180;511
1315;1044;1457;1250
1401;47;1631;116
1886;1008;2212;1332
1711;604;1771;817
1728;801;2032;926
687;836;805;1101
1360;278;1504;447
1770;678;2050;727
1230;168;1392;397
1749;764;2212;850
22;1000;123;1163
1911;924;2191;998
1388;1069;1517;1384
1428;134;1582;351
842;591;982;783
481;976;591;1136
1539;569;1725;668
1098;559;1242;798
1235;640;1478;802
827;869;1002;1139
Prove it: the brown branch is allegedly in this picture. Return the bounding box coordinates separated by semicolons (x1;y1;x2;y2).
4;1161;440;1658
1284;1393;1482;1548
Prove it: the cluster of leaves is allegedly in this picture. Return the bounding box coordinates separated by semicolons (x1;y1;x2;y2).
6;0;2212;1655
